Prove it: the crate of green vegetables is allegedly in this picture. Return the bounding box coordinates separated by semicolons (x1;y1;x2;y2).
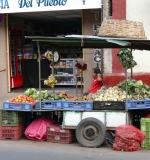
24;88;65;110
118;79;150;110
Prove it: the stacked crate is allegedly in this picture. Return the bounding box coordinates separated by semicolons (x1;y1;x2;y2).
141;118;150;149
0;110;24;140
47;125;75;144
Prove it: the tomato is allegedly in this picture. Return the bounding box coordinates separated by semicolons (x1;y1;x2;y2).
8;95;37;103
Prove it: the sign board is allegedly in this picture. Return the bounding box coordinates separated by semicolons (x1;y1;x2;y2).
0;0;101;13
93;23;101;31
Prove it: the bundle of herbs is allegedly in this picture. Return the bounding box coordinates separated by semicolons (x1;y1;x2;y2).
117;48;137;69
118;79;150;100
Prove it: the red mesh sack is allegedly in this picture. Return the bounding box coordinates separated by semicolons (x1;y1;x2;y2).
146;113;150;118
113;125;146;151
25;118;56;141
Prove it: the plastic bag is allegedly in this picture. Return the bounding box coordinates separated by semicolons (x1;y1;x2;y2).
25;118;56;141
104;131;115;148
113;125;146;151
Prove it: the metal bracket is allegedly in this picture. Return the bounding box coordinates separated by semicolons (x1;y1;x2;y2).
81;37;84;47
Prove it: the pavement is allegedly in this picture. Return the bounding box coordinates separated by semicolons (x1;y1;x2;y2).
0;138;149;160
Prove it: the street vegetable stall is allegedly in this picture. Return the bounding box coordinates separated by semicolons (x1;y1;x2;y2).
2;35;150;148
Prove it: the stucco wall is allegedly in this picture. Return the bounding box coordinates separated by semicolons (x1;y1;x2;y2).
126;0;150;73
0;15;7;98
82;9;101;92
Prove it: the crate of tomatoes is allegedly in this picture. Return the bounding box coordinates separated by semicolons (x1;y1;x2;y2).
3;95;36;111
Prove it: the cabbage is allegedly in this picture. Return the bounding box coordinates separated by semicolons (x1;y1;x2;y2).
24;89;32;96
44;93;49;99
24;88;37;96
32;94;39;100
24;90;31;96
31;88;37;94
135;80;143;87
143;84;149;90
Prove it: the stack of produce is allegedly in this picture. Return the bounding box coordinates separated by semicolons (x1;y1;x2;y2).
88;86;126;102
118;79;150;100
24;88;65;101
59;92;93;101
44;75;57;88
8;95;36;105
117;48;137;69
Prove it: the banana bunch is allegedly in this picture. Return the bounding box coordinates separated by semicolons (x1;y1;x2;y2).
44;75;57;88
45;51;54;60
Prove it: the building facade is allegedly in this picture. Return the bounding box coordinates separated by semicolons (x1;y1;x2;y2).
103;0;150;87
0;0;150;97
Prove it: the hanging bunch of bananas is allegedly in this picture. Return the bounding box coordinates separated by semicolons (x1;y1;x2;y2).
44;75;57;88
45;50;54;60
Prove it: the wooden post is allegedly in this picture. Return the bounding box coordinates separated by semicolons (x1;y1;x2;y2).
81;71;83;96
125;68;128;111
5;14;11;93
76;75;78;97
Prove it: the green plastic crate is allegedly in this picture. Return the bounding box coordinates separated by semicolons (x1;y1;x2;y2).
142;138;150;149
141;118;150;130
0;110;25;126
141;118;150;149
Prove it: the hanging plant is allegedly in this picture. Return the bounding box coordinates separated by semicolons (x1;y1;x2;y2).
117;48;137;69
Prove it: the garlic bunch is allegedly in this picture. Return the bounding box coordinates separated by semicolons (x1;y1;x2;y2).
94;86;126;101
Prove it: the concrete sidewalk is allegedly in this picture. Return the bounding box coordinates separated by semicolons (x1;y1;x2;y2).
0;138;149;160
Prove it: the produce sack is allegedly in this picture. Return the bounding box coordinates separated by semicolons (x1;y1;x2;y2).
113;125;146;151
25;118;56;141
